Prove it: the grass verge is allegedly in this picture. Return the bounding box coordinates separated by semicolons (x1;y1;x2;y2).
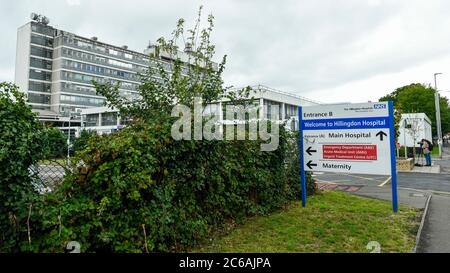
193;191;421;253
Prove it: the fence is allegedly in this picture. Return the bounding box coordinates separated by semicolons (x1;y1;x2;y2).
28;160;70;193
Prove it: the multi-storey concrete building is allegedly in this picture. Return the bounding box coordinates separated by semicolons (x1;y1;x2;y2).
15;15;319;137
14;14;185;137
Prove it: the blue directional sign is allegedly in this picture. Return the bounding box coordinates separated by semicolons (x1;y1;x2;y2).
298;102;398;212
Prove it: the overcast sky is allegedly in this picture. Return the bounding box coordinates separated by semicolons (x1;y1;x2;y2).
2;0;450;103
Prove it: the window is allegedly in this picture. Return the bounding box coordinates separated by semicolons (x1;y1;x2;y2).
124;53;132;59
102;112;118;126
96;46;106;52
29;69;51;81
285;105;297;119
31;23;55;36
77;40;92;49
263;100;281;120
108;59;132;69
109;49;118;56
61;95;104;106
85;114;100;127
29;81;51;93
31;34;53;47
30;57;52;70
30;46;53;59
28;93;50;104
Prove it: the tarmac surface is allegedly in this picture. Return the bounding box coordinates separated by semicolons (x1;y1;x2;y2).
313;147;450;253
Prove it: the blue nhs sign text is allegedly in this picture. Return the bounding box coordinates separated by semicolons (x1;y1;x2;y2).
374;104;387;109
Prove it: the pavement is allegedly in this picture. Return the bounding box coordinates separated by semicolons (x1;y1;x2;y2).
312;147;450;252
416;193;450;253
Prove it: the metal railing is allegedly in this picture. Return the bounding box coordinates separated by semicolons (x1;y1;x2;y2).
253;85;322;105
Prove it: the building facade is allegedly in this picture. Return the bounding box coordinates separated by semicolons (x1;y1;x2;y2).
15;16;318;137
14;16;180;137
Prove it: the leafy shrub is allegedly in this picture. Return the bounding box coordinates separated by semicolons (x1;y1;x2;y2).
0;82;43;252
31;122;315;253
41;127;68;159
72;129;96;154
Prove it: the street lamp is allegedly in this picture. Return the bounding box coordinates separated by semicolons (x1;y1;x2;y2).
66;110;73;166
434;73;443;158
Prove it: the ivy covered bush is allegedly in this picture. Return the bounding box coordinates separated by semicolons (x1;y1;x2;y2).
31;121;314;253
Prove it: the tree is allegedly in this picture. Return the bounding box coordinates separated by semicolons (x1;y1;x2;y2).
380;83;450;138
72;129;96;154
0;82;43;252
41;127;68;159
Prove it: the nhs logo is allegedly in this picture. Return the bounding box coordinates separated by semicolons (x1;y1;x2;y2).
374;104;387;109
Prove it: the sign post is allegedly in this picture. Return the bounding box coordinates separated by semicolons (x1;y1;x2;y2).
298;101;398;212
298;107;307;208
388;101;398;212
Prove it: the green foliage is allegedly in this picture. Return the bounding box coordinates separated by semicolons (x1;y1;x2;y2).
1;8;316;253
41;127;68;159
31;123;314;253
380;83;450;137
73;129;96;154
0;82;43;252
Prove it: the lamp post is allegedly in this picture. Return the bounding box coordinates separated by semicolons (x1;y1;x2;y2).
66;110;72;166
434;73;443;158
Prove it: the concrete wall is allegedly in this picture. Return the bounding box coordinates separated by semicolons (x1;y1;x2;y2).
14;23;31;94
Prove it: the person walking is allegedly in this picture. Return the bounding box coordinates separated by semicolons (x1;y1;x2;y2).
421;139;432;166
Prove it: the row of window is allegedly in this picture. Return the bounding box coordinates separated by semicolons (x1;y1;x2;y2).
62;82;97;95
31;34;54;48
63;59;138;81
32;104;51;111
63;36;148;64
29;81;51;93
30;57;52;70
61;71;138;90
59;106;84;117
28;93;50;105
61;48;143;71
84;112;118;127
60;94;105;106
30;69;51;81
30;45;53;59
31;23;56;37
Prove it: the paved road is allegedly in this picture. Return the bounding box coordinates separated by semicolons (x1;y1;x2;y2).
313;172;450;193
312;147;450;253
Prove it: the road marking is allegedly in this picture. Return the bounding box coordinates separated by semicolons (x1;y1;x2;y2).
378;177;391;187
343;173;379;181
315;180;338;185
398;187;450;196
314;177;352;183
